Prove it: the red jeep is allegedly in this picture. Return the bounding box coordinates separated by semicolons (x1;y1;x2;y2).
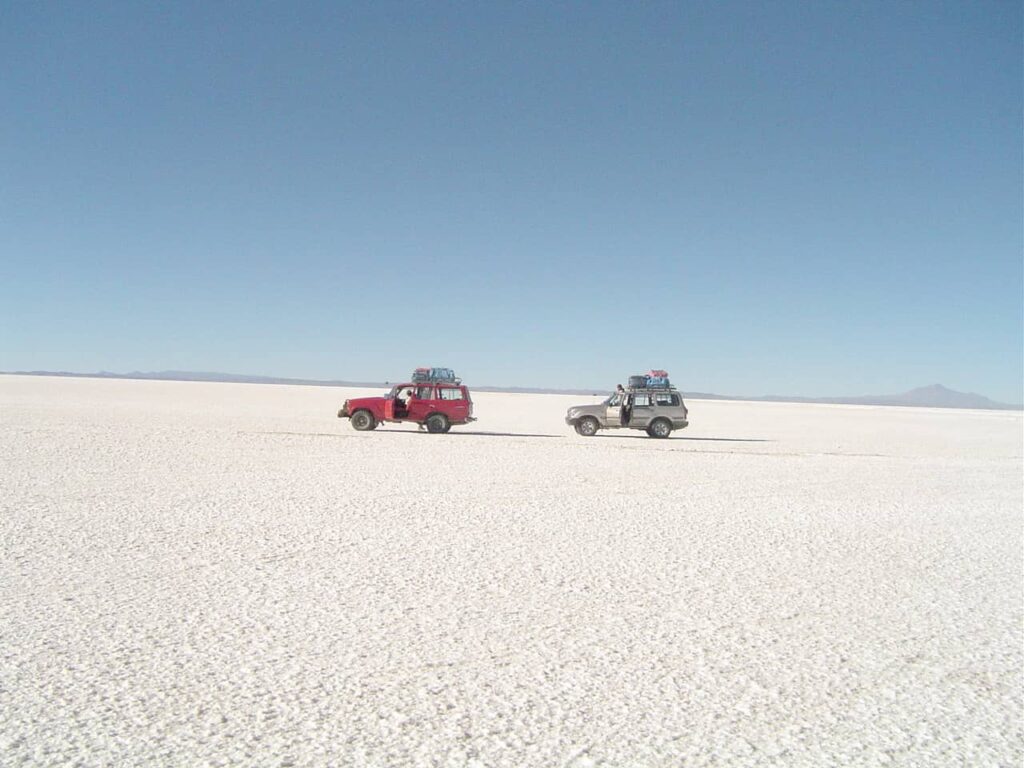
337;381;475;433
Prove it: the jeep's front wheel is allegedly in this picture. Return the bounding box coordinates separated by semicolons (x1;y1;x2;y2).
425;414;449;434
648;418;672;439
575;417;599;436
350;410;376;431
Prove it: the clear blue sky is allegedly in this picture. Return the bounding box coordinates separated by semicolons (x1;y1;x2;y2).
2;1;1021;401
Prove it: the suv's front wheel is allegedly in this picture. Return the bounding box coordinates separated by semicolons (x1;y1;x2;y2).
425;413;450;434
350;410;377;431
647;418;672;439
575;417;599;437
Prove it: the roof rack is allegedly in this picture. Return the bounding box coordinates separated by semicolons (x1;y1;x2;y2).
412;367;461;384
628;372;672;389
625;383;676;392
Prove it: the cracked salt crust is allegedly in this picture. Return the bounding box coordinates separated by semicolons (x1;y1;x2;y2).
1;375;1021;766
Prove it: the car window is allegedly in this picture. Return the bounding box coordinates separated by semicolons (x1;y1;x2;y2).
417;386;435;400
633;394;651;407
439;388;464;401
654;393;680;406
608;394;622;406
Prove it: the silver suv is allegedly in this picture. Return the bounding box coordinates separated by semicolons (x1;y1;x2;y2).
566;387;689;438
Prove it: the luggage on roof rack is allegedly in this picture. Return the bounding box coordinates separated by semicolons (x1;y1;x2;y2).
627;371;672;389
412;367;459;383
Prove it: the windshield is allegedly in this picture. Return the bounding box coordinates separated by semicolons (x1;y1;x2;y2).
604;393;622;406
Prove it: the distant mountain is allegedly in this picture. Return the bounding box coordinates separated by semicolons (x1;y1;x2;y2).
4;371;1021;410
840;384;1016;410
759;383;1020;410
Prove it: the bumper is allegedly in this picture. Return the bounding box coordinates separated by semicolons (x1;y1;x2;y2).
337;407;349;418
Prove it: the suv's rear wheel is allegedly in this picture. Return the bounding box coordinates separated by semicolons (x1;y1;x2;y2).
425;413;449;434
351;410;376;431
575;417;599;436
648;418;672;439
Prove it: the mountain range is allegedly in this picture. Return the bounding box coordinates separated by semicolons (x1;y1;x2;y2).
4;371;1020;411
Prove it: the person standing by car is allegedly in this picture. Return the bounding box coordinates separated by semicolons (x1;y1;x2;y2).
613;384;630;426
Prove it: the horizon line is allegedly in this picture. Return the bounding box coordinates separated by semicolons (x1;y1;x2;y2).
2;369;1021;411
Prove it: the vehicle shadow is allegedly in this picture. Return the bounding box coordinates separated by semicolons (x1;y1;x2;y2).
595;434;771;443
450;434;565;438
424;430;561;439
674;436;771;443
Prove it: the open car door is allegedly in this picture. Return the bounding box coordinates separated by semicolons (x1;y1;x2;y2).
383;386;401;421
605;393;623;425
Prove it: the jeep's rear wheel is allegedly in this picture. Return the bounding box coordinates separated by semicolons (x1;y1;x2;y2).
648;418;672;439
575;417;599;436
350;410;376;431
425;414;449;434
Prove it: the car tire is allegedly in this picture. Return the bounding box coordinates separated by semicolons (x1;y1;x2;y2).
425;414;449;434
351;410;376;431
648;418;672;439
575;417;599;437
